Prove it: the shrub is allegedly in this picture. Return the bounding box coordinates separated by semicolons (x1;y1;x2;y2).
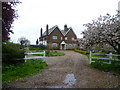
2;41;25;65
74;49;89;55
29;45;49;50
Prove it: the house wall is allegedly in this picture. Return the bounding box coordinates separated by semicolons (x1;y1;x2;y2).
65;30;77;43
64;30;78;49
39;40;47;45
39;27;78;49
47;27;63;49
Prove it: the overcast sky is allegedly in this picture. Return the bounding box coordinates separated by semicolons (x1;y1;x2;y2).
10;0;120;45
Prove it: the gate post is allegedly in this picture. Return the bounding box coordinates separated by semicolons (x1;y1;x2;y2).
90;51;92;64
109;52;112;64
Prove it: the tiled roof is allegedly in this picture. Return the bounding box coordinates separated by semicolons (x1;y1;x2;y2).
42;25;72;36
42;25;58;36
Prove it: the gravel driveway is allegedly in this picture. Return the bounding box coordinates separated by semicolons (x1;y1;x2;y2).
7;50;120;88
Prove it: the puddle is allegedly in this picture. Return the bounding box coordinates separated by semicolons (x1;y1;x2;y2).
63;73;76;86
45;85;73;88
43;74;76;88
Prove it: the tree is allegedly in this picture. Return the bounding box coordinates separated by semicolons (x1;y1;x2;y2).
36;39;39;45
18;37;30;46
2;1;21;41
82;11;120;54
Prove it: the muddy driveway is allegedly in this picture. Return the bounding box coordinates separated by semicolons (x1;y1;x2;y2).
8;50;120;88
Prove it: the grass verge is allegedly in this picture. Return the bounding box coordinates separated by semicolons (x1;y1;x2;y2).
74;49;120;75
2;59;48;83
46;51;65;56
91;61;120;74
74;49;89;55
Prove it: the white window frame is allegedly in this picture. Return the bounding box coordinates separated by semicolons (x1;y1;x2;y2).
52;43;57;47
52;36;57;40
61;37;62;40
65;37;68;40
72;38;74;40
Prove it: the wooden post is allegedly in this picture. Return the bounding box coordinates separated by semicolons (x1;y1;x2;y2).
25;56;26;62
109;52;112;64
44;51;45;57
90;51;92;64
43;51;45;61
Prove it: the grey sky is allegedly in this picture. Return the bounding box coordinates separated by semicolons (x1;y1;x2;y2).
10;0;120;44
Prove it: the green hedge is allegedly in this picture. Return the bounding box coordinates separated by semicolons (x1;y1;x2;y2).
74;49;89;55
2;41;25;65
29;45;49;50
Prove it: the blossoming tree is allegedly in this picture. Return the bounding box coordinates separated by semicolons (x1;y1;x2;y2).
82;11;120;54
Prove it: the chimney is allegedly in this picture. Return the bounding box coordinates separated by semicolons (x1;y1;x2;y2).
40;28;43;37
46;24;49;36
64;24;68;31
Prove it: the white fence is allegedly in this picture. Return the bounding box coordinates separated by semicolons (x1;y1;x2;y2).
24;51;46;62
89;51;120;64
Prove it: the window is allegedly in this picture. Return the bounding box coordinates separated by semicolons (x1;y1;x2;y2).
61;37;62;40
52;36;57;39
72;38;74;40
52;43;57;47
65;37;68;40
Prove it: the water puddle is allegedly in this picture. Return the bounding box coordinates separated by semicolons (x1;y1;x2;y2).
63;73;76;86
44;73;76;88
45;85;73;88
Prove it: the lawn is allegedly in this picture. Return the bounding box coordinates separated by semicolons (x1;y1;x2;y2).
74;49;120;74
90;53;120;74
46;51;65;56
2;59;48;83
30;50;65;57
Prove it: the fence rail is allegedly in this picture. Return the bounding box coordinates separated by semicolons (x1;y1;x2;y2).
89;51;120;64
24;51;46;62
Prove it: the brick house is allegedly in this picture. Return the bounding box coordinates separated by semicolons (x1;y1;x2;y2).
39;25;78;50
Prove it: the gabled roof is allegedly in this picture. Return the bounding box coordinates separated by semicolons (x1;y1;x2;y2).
64;27;77;38
42;25;58;36
42;25;76;37
60;41;66;44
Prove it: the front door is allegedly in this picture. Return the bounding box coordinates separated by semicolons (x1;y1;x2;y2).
62;44;65;50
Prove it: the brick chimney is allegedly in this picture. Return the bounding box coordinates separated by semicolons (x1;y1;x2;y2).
40;28;43;37
64;24;68;31
46;24;49;36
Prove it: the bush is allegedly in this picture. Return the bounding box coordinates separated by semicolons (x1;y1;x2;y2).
29;45;49;50
2;41;25;65
74;49;89;55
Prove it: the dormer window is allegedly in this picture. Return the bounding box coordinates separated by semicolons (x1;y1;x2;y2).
72;38;74;40
65;37;68;40
53;36;57;40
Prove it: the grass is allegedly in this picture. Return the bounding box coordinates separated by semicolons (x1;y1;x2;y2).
46;51;65;56
30;50;43;52
74;49;89;55
2;59;48;83
74;49;120;74
30;50;65;57
91;61;120;74
91;53;120;74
